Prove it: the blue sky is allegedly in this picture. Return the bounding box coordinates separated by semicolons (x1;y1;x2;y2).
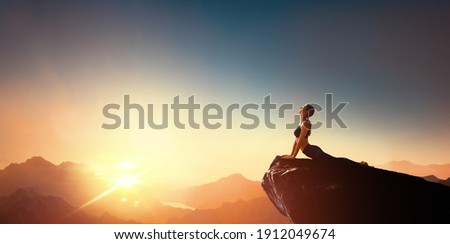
0;0;449;183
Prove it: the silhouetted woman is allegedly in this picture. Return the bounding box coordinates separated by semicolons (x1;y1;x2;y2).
282;104;333;160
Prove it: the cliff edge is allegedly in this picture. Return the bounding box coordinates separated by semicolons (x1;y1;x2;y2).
262;156;450;223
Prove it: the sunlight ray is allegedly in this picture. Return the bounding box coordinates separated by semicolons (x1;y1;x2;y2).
72;167;151;213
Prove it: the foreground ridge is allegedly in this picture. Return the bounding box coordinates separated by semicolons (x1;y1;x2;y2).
262;156;450;223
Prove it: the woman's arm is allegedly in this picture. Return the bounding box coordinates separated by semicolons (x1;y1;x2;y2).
290;137;302;158
283;137;301;159
288;138;298;157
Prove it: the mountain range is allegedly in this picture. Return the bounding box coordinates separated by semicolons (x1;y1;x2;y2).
169;173;266;209
0;156;104;207
168;197;289;224
0;188;135;223
379;160;450;179
1;156;448;224
422;175;450;186
0;156;288;223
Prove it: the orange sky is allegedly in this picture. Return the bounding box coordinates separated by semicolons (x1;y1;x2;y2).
1;1;449;186
1;73;449;186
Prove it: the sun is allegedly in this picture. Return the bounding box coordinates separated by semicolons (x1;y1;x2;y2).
74;161;150;212
119;160;135;170
113;174;140;189
111;161;150;189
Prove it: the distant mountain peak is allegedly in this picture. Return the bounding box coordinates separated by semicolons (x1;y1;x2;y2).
219;173;247;182
10;187;42;199
58;161;84;169
1;156;54;172
24;156;54;167
423;175;442;183
380;160;450;179
387;160;414;165
172;173;265;210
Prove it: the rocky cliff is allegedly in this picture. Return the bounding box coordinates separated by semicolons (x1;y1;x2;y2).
262;156;450;223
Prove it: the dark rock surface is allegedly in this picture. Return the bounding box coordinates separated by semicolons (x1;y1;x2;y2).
262;156;450;223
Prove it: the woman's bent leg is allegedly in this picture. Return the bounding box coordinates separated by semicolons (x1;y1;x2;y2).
303;145;334;160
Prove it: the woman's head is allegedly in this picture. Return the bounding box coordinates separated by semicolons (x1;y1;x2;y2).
299;104;315;118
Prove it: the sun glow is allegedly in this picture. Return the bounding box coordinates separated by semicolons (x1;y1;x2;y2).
73;161;151;212
112;161;147;189
113;174;140;189
119;160;135;170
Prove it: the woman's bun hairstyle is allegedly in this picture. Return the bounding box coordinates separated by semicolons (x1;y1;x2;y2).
305;104;315;117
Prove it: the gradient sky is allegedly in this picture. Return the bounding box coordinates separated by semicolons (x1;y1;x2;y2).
0;0;449;185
